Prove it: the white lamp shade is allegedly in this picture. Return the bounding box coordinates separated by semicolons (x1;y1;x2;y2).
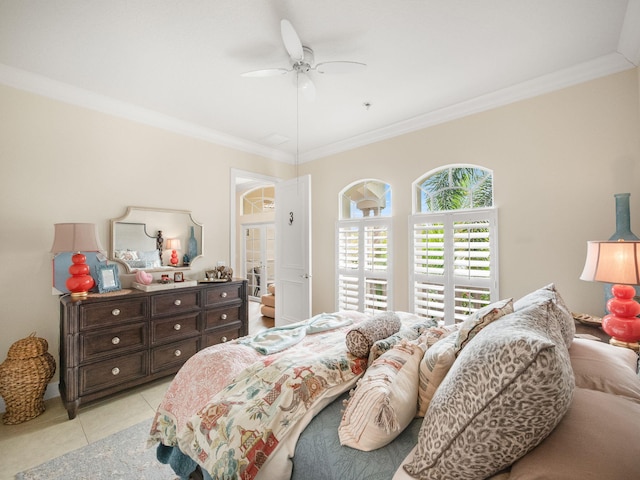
50;223;105;254
166;238;181;250
580;240;640;285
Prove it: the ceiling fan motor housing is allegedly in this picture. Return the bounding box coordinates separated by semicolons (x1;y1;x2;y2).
293;46;314;73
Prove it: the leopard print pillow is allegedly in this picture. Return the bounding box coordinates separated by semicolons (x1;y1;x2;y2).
403;304;574;479
513;283;575;347
345;311;402;358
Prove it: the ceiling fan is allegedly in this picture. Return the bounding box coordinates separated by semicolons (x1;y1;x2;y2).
241;19;366;100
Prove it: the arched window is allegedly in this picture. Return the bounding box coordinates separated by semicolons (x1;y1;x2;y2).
336;179;393;313
411;165;498;324
415;166;493;212
241;186;275;215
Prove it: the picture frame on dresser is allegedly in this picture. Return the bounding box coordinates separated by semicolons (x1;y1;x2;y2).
95;263;121;293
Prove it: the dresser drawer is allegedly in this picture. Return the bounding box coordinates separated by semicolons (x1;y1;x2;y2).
203;283;242;307
151;312;199;345
79;350;148;395
80;323;148;362
151;338;198;373
151;290;200;316
204;306;242;330
203;324;242;348
79;297;147;330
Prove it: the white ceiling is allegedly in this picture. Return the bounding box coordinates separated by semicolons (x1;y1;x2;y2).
1;1;638;164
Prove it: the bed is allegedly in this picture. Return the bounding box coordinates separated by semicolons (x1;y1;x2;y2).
149;284;640;480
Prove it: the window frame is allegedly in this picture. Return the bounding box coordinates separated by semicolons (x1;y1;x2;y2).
336;179;393;313
336;217;393;313
410;165;498;324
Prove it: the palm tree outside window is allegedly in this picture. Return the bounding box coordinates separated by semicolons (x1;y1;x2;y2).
411;165;498;324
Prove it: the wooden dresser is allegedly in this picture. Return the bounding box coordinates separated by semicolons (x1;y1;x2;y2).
59;279;248;419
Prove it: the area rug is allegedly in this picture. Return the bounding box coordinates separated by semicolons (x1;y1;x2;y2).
15;419;178;480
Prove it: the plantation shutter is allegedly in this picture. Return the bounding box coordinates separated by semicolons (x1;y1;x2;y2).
411;208;497;324
337;219;392;312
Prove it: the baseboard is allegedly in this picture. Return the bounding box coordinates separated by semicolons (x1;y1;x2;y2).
0;381;60;414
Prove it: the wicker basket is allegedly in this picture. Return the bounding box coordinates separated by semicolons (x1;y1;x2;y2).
0;333;56;424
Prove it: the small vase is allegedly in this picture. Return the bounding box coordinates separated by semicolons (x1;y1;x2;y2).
188;226;198;261
608;193;638;241
604;193;639;313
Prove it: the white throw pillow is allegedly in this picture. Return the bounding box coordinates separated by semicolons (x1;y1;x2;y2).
339;340;425;451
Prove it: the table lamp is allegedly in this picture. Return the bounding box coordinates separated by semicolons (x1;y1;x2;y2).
167;238;181;266
580;239;640;348
51;223;105;299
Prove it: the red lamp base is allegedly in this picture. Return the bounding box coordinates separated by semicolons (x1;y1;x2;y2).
66;252;95;299
170;250;179;266
602;284;640;344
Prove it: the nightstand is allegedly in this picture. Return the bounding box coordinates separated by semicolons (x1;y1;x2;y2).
573;316;639;352
574;319;610;343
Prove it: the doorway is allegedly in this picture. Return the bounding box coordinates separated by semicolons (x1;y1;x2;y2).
243;223;275;300
230;169;279;303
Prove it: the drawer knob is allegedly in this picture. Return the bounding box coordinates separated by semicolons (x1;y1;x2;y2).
174;299;182;306
111;367;120;375
173;323;181;331
174;349;182;357
111;336;120;345
221;313;228;320
112;309;121;316
221;336;228;343
220;292;228;298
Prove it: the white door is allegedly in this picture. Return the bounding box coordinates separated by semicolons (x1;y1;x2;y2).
275;175;312;326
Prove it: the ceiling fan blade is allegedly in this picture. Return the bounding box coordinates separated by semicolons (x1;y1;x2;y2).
281;19;304;62
241;68;290;78
315;61;367;74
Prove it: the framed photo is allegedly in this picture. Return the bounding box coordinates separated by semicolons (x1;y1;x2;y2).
174;271;184;283
95;263;121;293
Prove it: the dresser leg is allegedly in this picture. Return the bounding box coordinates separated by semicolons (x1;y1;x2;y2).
66;400;80;420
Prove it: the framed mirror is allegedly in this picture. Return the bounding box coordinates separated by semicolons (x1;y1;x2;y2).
110;206;203;273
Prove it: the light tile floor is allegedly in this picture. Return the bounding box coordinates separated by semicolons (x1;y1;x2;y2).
0;300;271;479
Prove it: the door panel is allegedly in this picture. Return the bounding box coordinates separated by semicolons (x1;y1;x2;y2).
275;175;311;325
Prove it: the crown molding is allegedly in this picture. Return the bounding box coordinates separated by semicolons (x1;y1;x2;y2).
0;52;634;166
301;53;636;162
0;63;293;164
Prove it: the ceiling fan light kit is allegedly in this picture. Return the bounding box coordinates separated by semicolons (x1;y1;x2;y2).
241;18;366;97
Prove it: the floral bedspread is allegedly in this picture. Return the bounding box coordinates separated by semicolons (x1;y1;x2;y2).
149;311;370;480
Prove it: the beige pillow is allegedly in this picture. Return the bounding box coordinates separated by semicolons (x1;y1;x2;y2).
509;388;640;479
367;318;437;366
514;283;575;347
339;340;424;451
417;332;458;417
454;298;513;354
569;338;640;402
403;305;574;480
345;311;402;358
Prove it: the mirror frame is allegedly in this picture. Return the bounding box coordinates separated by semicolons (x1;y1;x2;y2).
110;206;204;273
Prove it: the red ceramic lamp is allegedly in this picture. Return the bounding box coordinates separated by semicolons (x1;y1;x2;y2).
51;223;105;299
580;240;640;348
167;238;181;266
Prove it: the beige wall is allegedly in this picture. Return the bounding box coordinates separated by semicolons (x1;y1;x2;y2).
302;68;640;317
1;68;639;405
0;84;292;391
